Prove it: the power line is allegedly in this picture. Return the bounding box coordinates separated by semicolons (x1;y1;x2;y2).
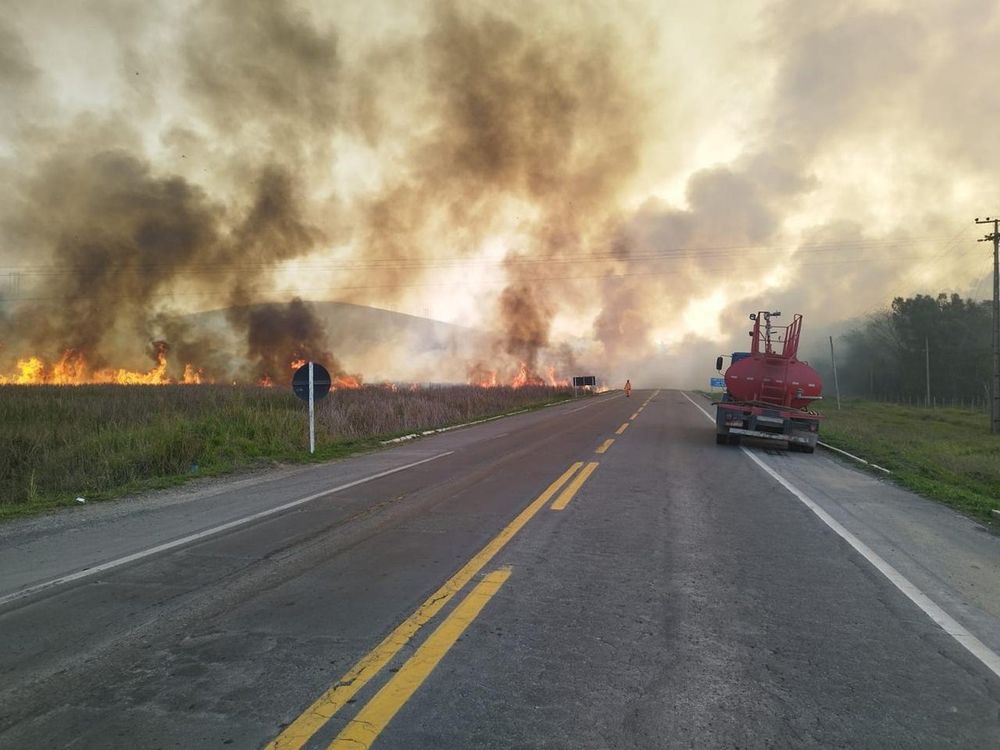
0;234;966;276
0;250;974;305
924;222;976;264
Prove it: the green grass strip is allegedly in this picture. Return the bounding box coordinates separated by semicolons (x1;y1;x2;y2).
821;399;1000;523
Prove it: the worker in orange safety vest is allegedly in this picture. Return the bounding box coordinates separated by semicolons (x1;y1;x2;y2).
624;379;632;397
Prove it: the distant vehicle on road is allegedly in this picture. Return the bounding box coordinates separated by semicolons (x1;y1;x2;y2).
714;311;823;452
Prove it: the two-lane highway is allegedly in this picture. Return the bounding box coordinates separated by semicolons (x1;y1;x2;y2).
1;390;998;748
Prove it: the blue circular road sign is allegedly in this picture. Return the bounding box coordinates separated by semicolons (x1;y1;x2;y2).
292;362;332;401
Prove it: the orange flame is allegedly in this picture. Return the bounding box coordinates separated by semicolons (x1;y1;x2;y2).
477;370;499;387
51;350;87;384
0;347;203;385
466;361;566;388
332;374;362;390
510;362;528;388
13;356;45;384
182;364;203;384
510;362;546;388
111;344;170;385
545;365;569;387
467;362;498;387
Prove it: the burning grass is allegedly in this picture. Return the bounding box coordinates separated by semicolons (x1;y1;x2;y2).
0;346;181;385
0;383;577;519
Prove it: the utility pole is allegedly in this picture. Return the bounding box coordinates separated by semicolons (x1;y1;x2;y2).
829;335;841;410
975;216;1000;433
925;336;930;407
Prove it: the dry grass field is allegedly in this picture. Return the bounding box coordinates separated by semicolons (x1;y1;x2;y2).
0;384;578;519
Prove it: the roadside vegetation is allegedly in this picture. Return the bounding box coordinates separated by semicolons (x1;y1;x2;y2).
825;293;993;406
820;399;1000;523
0;384;578;520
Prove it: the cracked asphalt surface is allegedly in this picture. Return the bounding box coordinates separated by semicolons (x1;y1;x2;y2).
1;389;998;748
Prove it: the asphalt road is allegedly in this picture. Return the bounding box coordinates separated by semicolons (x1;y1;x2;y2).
1;389;998;748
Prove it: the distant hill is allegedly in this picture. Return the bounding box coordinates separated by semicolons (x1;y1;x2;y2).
188;300;492;382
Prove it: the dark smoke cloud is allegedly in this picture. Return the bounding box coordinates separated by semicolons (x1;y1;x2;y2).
4;143;223;367
181;0;344;169
0;19;38;96
1;1;996;389
0;1;340;380
0;125;326;377
230;297;337;381
497;283;550;372
2;0;667;384
396;2;655;378
226;166;323;304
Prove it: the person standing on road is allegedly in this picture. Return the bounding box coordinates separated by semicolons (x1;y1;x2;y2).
624;379;632;397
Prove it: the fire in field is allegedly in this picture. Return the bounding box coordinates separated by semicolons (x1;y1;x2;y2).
0;1;645;391
1;2;994;394
0;347;567;389
3;1;989;513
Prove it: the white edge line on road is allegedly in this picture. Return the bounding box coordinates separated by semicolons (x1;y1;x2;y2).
379;393;619;443
569;392;623;413
679;391;717;425
816;441;892;474
379;410;530;444
679;391;1000;682
0;451;454;609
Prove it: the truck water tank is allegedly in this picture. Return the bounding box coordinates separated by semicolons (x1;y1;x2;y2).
725;355;822;409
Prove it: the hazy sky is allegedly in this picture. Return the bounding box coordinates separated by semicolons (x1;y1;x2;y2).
1;0;998;384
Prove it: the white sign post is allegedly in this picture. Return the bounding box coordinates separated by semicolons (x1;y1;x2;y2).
292;361;332;455
308;361;315;454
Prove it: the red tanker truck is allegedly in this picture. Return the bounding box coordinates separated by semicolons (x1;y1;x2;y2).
713;311;823;452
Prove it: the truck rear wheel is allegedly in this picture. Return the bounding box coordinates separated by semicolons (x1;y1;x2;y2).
715;433;728;445
727;435;741;446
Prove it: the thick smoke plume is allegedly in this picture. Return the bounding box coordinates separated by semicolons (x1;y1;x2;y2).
0;3;343;382
2;135;331;380
229;298;338;381
338;2;658;382
1;1;998;387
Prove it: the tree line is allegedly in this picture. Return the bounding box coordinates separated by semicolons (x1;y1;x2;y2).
837;293;993;405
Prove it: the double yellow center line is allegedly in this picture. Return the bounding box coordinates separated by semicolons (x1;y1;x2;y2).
268;461;593;749
550;462;599;511
598;389;657;456
269;393;657;748
329;567;512;748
